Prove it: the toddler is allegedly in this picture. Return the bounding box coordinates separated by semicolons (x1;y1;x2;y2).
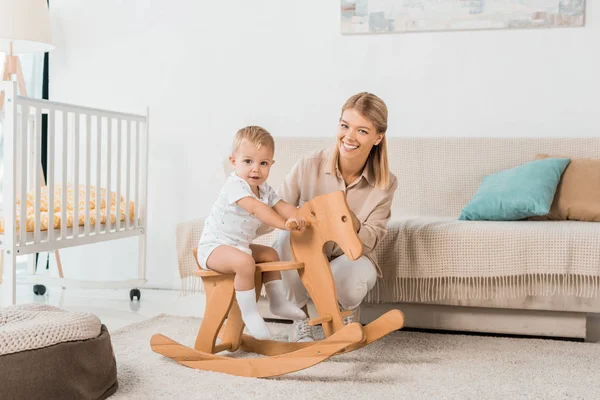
197;126;307;339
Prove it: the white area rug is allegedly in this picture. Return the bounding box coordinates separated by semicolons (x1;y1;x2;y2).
108;314;599;399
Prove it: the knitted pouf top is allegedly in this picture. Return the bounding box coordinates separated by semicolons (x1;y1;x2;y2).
0;303;101;355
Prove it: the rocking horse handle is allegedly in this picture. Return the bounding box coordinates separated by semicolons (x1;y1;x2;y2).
285;219;312;230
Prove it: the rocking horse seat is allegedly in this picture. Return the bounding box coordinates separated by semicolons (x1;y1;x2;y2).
193;253;304;279
192;248;303;277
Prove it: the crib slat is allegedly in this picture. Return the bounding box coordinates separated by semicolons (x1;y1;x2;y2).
116;119;122;232
3;84;18;285
134;121;140;228
125;120;131;230
73;112;80;238
106;118;112;233
34;107;42;243
85;114;92;236
28;114;34;193
137;108;150;282
48;109;55;242
14;110;22;242
140;111;149;230
96;116;102;235
20;105;29;246
61;111;68;240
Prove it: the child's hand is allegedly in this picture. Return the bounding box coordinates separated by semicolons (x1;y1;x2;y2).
285;217;309;230
296;217;309;229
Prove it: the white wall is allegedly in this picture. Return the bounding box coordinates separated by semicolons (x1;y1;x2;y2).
48;0;600;290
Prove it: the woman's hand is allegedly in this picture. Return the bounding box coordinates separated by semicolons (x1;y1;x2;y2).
285;216;309;230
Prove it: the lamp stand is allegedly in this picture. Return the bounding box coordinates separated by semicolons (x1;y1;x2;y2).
0;42;28;110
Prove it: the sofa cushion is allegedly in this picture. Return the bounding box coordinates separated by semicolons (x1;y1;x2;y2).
534;154;600;222
459;158;570;221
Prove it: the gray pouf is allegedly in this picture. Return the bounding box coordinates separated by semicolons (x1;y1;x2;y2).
0;304;118;400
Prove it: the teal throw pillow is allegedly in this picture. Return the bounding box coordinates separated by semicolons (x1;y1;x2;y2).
459;158;571;221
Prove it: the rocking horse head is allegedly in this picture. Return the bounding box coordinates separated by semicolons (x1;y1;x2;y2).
291;190;363;261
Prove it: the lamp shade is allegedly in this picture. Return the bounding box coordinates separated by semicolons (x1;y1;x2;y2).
0;0;54;53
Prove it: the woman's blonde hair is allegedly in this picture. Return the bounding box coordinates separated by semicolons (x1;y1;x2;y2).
331;92;390;189
232;126;275;153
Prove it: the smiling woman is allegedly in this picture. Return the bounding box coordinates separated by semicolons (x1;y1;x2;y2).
271;92;398;343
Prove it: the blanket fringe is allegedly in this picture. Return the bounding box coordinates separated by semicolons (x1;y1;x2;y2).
180;276;205;296
181;273;600;301
365;274;600;303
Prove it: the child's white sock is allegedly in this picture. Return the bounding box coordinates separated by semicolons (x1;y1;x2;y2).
265;280;306;321
235;288;271;340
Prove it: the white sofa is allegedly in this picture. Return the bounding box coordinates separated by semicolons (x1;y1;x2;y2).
177;137;600;340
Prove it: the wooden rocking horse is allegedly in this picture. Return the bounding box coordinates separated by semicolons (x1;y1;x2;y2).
150;191;405;378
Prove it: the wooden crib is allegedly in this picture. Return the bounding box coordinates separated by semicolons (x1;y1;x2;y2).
0;81;149;305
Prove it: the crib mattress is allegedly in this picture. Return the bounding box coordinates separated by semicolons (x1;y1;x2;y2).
0;184;135;233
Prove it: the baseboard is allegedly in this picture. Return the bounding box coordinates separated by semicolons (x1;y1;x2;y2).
360;302;587;339
258;298;588;340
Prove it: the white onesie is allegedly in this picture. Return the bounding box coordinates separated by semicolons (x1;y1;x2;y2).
197;173;281;270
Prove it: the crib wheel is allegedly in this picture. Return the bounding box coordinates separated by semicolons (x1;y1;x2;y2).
33;284;47;296
130;288;141;301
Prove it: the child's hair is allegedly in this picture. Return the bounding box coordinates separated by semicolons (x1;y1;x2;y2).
232;126;275;153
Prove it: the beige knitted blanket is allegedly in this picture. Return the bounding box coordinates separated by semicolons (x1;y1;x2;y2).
0;304;101;355
177;217;600;302
365;218;600;303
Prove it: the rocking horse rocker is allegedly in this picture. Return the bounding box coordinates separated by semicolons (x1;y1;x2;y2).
151;191;405;378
